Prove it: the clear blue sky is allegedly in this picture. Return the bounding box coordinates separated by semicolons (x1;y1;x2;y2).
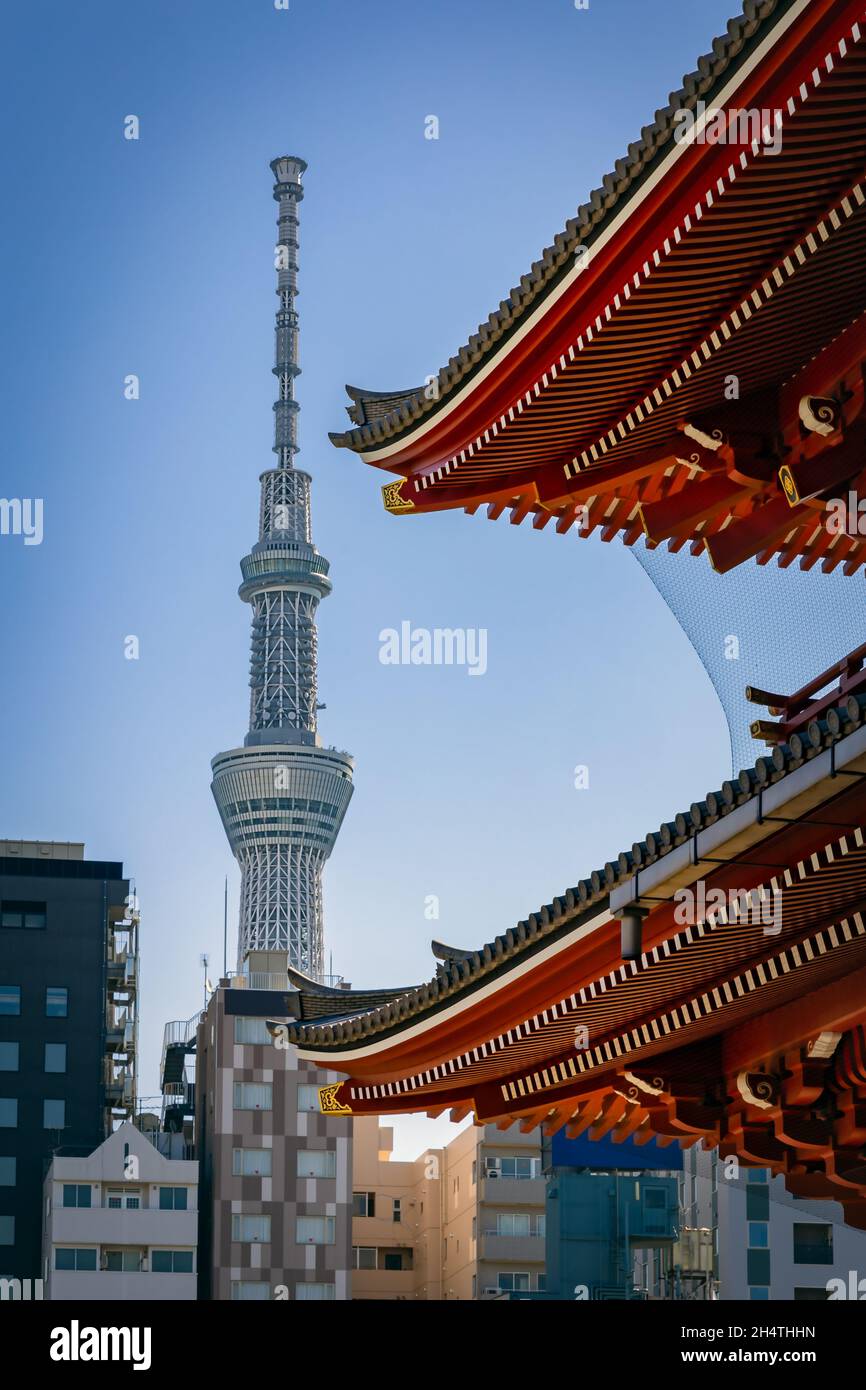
2;0;755;1158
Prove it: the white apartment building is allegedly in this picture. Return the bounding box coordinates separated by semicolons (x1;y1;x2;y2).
42;1121;197;1300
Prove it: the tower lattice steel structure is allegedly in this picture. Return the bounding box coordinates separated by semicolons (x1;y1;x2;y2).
212;157;354;975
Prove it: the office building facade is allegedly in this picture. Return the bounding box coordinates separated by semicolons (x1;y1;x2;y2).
0;840;136;1281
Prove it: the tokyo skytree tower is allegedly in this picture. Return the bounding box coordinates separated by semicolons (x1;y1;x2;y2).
211;157;354;975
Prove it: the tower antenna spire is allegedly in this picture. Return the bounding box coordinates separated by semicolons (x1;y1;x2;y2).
270;155;306;468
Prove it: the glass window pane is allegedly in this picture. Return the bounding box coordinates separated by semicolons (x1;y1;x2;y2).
56;1248;76;1270
0;1042;19;1071
0;1099;18;1128
44;1043;66;1073
46;988;67;1018
234;1017;273;1045
0;986;21;1016
747;1248;771;1286
231;1281;270;1301
43;1099;65;1129
793;1223;833;1265
298;1150;335;1178
0;1157;15;1186
151;1250;172;1273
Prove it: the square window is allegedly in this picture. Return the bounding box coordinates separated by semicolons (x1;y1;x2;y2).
43;1099;66;1129
0;1042;19;1071
0;986;21;1016
158;1187;188;1211
750;1286;769;1300
297;1084;320;1112
793;1223;833;1265
0;1215;13;1245
297;1150;334;1179
0;1099;18;1128
0;1157;15;1186
232;1148;272;1178
62;1185;91;1209
44;1043;66;1074
46;988;67;1018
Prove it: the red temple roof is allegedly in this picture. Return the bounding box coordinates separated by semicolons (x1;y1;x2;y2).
332;0;866;575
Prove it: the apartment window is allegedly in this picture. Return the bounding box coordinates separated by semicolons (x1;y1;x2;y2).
232;1214;271;1244
45;988;67;1018
297;1216;335;1246
393;1198;401;1222
233;1082;272;1111
498;1157;535;1180
44;1043;66;1074
234;1017;274;1045
231;1280;270;1301
0;986;20;1016
749;1287;769;1300
472;1216;477;1241
104;1249;143;1272
151;1250;193;1273
747;1249;771;1286
794;1287;831;1301
495;1213;545;1238
383;1250;412;1271
0;1157;15;1186
537;1274;547;1293
748;1222;768;1248
296;1282;335;1301
55;1248;97;1271
453;1176;459;1195
297;1084;320;1112
352;1246;376;1269
793;1223;833;1265
298;1150;335;1179
0;1216;13;1246
472;1160;477;1185
0;1100;17;1128
107;1189;140;1209
353;1192;375;1218
497;1271;530;1292
746;1184;769;1222
1;901;46;930
62;1185;91;1209
472;1274;477;1298
232;1148;272;1178
0;1043;18;1071
158;1187;188;1211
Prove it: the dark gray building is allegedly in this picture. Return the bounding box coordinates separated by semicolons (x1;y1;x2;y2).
0;840;137;1281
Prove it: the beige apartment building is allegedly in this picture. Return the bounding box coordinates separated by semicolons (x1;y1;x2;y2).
352;1118;546;1300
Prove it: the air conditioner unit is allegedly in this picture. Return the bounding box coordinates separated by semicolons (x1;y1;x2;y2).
483;1286;499;1296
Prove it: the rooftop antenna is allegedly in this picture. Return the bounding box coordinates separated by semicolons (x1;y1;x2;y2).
223;877;228;979
200;953;210;1009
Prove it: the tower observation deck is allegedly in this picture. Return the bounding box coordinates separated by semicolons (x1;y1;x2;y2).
211;157;354;975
